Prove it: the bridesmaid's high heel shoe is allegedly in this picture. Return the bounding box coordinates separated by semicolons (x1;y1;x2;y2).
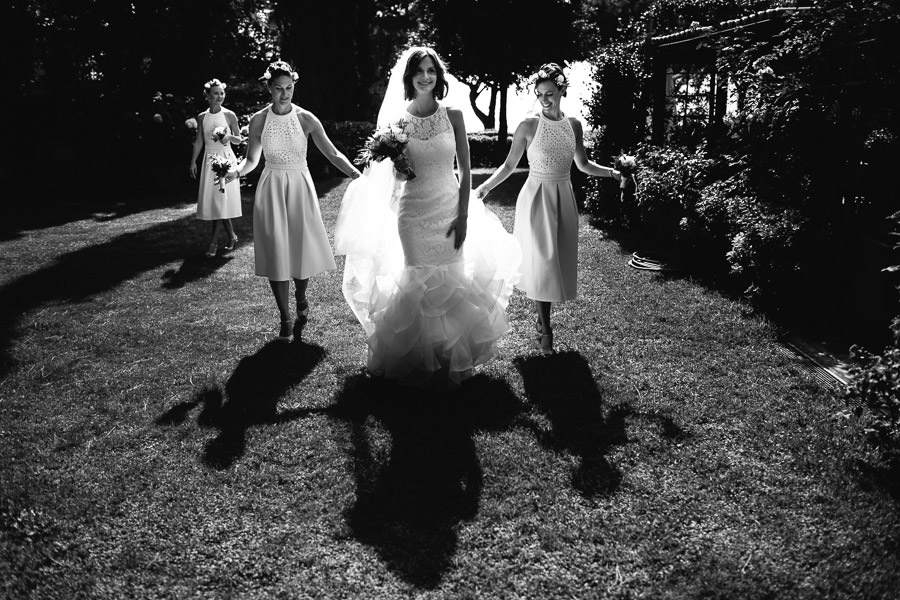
224;235;238;251
539;331;555;355
276;319;294;343
205;242;218;258
296;299;309;320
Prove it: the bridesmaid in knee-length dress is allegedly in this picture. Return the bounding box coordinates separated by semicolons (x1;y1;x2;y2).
475;63;623;354
223;61;362;342
189;78;242;258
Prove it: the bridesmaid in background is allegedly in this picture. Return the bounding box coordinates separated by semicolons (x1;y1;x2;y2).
475;63;621;354
224;61;361;342
189;78;242;257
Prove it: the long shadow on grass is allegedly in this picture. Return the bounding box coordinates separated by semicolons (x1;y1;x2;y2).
0;214;236;380
328;371;524;589
514;351;630;497
157;340;326;469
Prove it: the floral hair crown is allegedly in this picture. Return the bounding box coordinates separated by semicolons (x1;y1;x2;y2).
259;60;299;82
203;78;226;92
534;64;567;88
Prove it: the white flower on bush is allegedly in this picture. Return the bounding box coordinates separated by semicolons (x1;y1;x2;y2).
756;66;775;77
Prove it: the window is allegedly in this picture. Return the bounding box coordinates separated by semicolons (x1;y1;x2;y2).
665;65;714;141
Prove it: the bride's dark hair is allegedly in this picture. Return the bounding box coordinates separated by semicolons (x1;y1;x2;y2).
401;47;449;100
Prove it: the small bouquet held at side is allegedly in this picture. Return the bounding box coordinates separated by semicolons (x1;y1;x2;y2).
207;154;234;193
355;119;416;181
614;153;638;191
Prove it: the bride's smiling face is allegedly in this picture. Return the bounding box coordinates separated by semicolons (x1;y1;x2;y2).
535;81;563;112
412;57;437;97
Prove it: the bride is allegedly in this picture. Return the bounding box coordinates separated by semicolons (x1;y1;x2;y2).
335;46;520;388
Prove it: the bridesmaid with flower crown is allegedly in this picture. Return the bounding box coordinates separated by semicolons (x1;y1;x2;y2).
475;63;622;354
223;61;361;343
189;78;243;257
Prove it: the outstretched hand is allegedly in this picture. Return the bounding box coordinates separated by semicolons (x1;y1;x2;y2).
446;216;468;250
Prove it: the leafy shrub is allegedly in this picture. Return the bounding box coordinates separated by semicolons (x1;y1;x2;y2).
585;143;717;244
307;120;376;179
847;317;900;462
719;183;807;300
584;40;650;166
846;211;900;461
467;131;526;168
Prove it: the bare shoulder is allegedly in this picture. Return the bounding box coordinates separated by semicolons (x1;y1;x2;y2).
519;116;540;132
568;117;584;134
445;106;465;124
296;106;323;129
247;107;267;132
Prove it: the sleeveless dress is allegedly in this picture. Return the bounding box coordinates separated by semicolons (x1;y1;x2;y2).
253;106;336;281
196;109;242;221
336;105;521;388
514;112;578;302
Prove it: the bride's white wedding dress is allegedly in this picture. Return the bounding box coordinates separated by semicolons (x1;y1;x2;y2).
336;104;520;387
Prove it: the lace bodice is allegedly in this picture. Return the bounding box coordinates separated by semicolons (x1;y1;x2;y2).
397;104;461;267
402;105;457;180
527;113;576;176
262;106;308;165
405;106;454;140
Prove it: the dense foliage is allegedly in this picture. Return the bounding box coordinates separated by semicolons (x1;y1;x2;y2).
583;0;899;322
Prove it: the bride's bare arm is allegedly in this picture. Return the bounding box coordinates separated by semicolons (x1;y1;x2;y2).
447;107;469;249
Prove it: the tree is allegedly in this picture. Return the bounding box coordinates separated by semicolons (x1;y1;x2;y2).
6;0;279;188
418;0;582;141
273;0;417;122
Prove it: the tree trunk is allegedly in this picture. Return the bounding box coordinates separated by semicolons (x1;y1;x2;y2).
495;84;509;164
488;86;497;125
497;85;509;162
466;82;495;130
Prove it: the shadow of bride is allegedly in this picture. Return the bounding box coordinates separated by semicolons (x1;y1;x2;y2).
514;351;630;497
157;340;326;470
327;371;524;589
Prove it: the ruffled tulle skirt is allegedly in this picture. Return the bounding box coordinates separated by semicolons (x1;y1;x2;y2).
336;160;521;388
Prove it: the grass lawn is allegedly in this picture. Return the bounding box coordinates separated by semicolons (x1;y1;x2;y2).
1;172;899;599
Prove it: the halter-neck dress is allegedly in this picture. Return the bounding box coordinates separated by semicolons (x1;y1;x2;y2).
253;105;336;281
514;112;578;302
196;109;242;221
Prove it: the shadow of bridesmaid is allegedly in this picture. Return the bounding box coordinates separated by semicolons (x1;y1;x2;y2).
514;351;630;497
157;340;326;469
328;371;524;589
